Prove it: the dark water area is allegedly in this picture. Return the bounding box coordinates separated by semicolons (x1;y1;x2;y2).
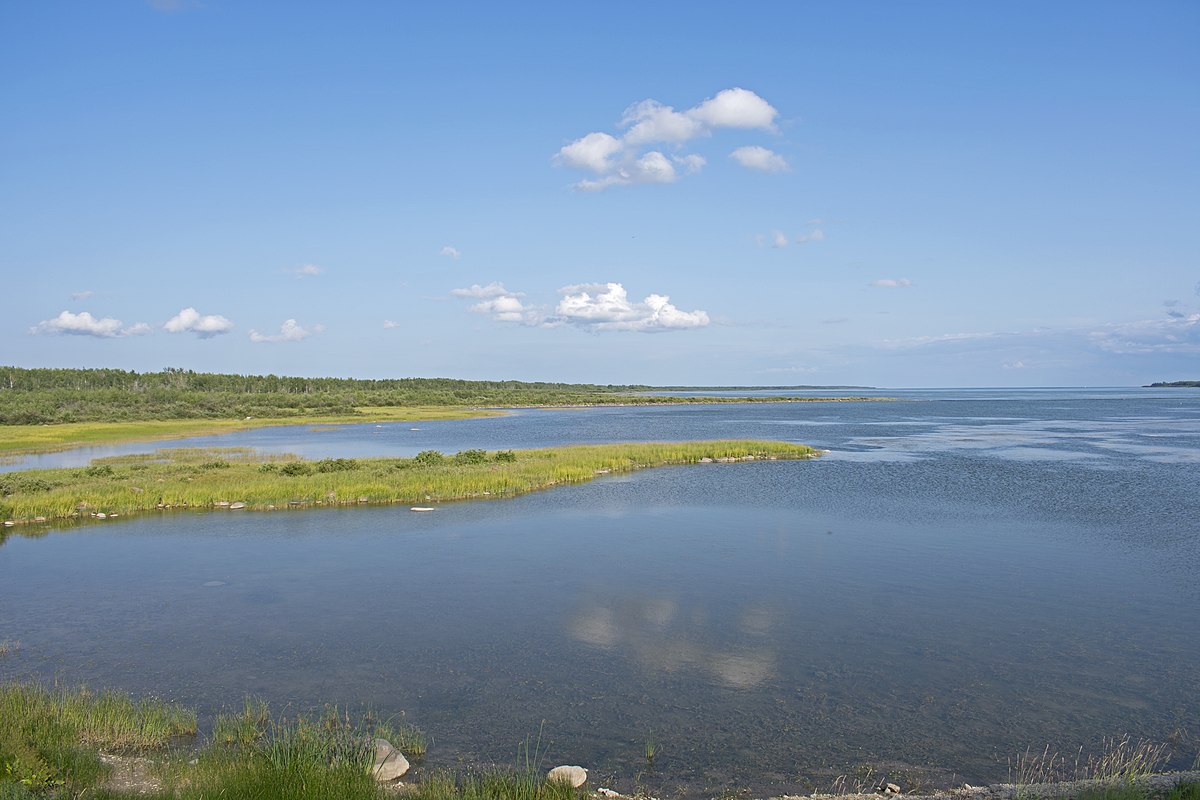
2;389;1200;797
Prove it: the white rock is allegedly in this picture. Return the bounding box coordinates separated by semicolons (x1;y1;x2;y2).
95;513;107;519
230;502;246;510
547;765;587;787
371;738;410;782
410;507;435;512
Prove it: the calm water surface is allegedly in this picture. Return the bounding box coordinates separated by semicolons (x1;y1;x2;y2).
2;388;1199;796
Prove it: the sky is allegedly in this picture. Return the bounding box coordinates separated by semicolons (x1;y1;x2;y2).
2;1;1197;387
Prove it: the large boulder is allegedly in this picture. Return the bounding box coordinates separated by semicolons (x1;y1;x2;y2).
547;765;587;787
371;738;410;782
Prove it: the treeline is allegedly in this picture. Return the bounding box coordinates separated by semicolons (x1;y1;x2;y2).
1146;381;1200;388
0;367;657;425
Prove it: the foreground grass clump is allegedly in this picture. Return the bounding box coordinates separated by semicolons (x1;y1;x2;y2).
0;440;818;525
0;683;194;795
407;770;581;800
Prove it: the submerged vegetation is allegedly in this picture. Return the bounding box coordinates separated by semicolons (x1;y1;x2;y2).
0;440;818;525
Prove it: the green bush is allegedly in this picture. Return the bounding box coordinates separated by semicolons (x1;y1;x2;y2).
82;465;114;478
414;450;445;467
453;449;488;465
494;450;517;463
258;463;277;473
278;462;312;477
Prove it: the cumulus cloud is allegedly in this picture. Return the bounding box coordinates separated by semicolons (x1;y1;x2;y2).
164;307;235;338
871;278;913;288
451;281;709;333
292;263;322;278
248;319;323;343
440;246;461;260
71;289;94;301
771;230;789;248
554;283;709;332
555;87;780;191
382;320;400;329
730;145;789;173
30;311;149;339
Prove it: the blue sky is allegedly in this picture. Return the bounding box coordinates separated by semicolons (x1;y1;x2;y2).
2;1;1197;387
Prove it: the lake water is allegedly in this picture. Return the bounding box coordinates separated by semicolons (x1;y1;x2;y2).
2;388;1199;796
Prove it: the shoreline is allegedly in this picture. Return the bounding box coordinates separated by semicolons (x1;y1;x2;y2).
0;396;887;457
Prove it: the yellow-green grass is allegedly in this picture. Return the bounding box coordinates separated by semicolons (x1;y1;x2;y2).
0;407;507;456
0;441;817;525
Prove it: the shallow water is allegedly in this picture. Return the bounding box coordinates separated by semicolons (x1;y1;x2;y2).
2;388;1199;796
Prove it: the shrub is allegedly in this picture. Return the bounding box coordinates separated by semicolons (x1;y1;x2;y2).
258;463;277;473
198;461;230;470
414;450;445;467
278;462;312;477
452;449;488;465
82;465;114;478
494;450;517;463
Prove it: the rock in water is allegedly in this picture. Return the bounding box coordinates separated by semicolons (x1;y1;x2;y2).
547;765;587;787
372;738;410;782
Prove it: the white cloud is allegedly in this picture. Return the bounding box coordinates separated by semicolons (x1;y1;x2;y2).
576;151;679;191
164;307;235;338
771;230;789;248
730;145;789;173
554;282;709;332
470;294;538;324
797;229;825;243
440;246;461;260
30;310;149;339
382;320;400;329
871;278;913;288
292;263;322;277
1089;313;1200;354
70;289;94;301
555;87;780;191
450;282;520;299
690;88;779;131
248;319;323;343
555;131;623;173
620;99;706;145
452;281;709;333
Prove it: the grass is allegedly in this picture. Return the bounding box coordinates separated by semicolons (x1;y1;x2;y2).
0;683;195;795
0;407;507;456
1009;737;1171;787
0;440;819;525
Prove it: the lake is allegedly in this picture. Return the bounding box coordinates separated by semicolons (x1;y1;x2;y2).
2;388;1199;797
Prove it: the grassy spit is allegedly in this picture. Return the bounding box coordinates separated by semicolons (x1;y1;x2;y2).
0;398;884;456
0;440;817;526
0;407;507;456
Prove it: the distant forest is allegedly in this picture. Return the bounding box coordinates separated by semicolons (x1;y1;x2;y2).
0;367;668;424
1146;381;1200;388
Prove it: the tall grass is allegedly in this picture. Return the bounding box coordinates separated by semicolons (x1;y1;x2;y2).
0;440;818;524
1009;736;1171;789
0;684;194;795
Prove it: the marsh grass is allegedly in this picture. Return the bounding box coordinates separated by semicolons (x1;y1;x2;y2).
0;407;507;456
0;440;818;524
0;684;194;795
1010;737;1172;797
